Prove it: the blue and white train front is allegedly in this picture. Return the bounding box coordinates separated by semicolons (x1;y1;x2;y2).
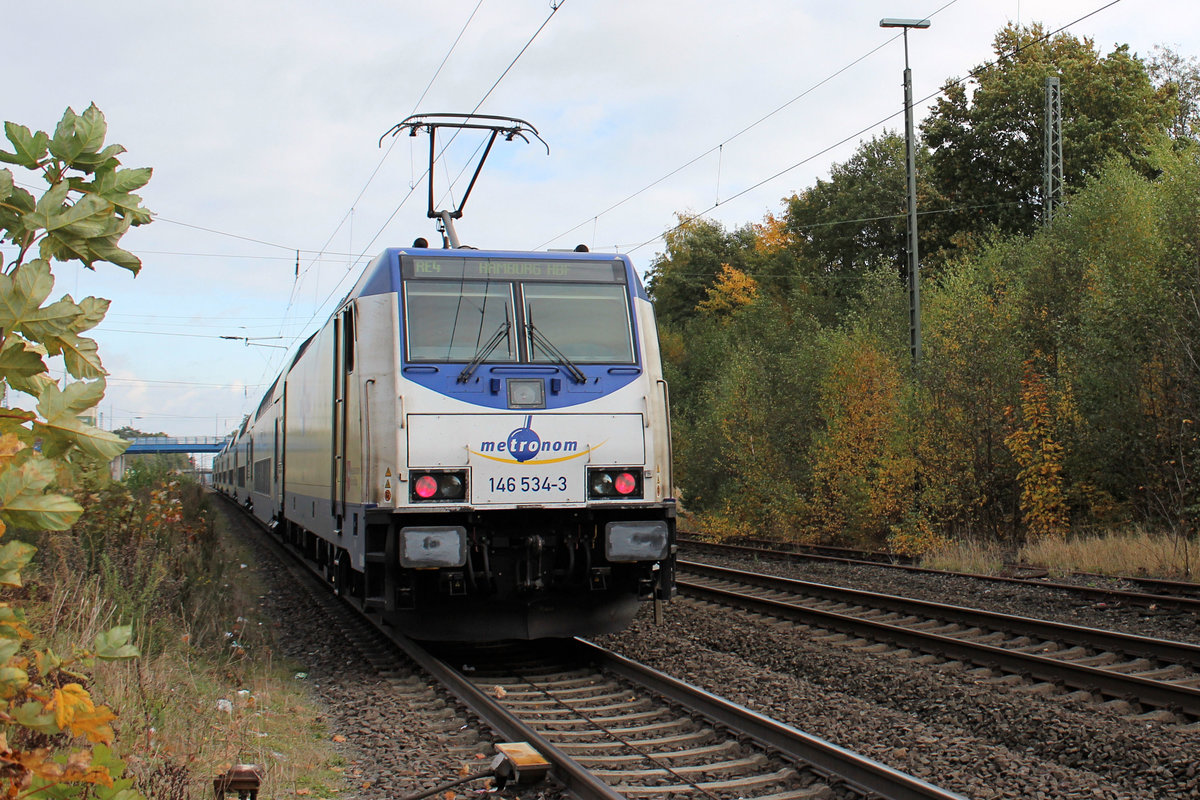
381;249;675;639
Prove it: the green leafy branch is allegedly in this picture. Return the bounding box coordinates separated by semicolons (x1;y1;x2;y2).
0;105;151;798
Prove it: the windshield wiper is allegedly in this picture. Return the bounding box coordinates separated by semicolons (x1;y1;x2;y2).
457;320;511;383
526;321;587;384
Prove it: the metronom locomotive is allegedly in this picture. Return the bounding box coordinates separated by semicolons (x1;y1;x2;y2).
213;114;675;640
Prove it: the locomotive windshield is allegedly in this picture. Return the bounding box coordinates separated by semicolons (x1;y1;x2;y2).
402;256;635;365
524;283;634;363
405;281;516;361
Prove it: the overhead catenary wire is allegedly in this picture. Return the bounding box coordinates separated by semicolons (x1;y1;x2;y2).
7;0;1123;289
255;1;497;405
233;1;568;425
626;0;1125;256
282;1;569;353
284;0;489;308
61;0;1125;433
535;0;962;251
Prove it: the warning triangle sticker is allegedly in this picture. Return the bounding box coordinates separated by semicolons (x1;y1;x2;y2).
385;467;392;477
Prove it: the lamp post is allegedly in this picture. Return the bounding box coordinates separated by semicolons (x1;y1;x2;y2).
880;17;929;365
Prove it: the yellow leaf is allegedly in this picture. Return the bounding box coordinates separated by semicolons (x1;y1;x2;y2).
50;685;115;744
58;750;114;788
68;703;116;744
13;746;52;776
52;683;95;731
0;434;25;468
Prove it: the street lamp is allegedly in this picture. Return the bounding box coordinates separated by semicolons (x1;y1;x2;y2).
880;17;929;365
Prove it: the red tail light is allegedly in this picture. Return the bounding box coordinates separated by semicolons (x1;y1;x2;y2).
414;475;439;499
410;470;469;502
587;468;644;500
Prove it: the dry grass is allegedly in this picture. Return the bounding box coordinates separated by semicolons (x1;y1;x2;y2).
22;484;345;800
1017;528;1198;579
920;538;1010;575
921;527;1198;581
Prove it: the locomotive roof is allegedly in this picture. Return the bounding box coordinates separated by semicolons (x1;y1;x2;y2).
346;247;648;302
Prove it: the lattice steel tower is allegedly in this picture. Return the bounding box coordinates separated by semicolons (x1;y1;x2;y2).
1044;77;1063;225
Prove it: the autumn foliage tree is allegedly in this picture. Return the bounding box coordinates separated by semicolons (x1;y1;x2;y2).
807;332;916;545
650;24;1198;558
1005;356;1072;539
0;105;148;798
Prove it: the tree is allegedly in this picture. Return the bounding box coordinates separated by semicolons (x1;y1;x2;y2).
1005;355;1072;539
918;246;1026;536
696;263;758;317
922;24;1174;242
806;330;915;547
1148;44;1200;142
785;133;913;281
0;105;149;798
645;215;757;328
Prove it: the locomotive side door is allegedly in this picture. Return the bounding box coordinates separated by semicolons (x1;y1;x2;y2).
331;305;354;532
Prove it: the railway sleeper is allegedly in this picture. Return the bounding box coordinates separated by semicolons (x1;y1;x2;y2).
591;752;768;779
1097;657;1155;673
614;766;798;797
576;740;742;766
553;729;717;752
503;698;655;717
528;709;669;728
491;682;625;699
544;718;707;738
497;693;643;710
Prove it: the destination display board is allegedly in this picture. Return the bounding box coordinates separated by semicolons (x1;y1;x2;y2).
402;256;627;284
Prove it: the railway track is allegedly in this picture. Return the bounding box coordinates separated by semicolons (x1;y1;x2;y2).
219;493;965;800
419;637;967;800
679;536;1200;611
678;560;1200;723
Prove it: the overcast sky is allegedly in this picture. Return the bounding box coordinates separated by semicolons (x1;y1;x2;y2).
4;0;1197;448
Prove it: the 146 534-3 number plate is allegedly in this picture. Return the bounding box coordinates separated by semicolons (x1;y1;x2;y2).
488;475;568;493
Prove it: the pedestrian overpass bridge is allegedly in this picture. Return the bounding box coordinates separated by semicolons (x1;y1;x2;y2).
123;436;230;454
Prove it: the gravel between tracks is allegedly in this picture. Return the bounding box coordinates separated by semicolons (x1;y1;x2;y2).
219;501;567;800
596;549;1200;799
684;549;1200;645
229;498;1200;800
601;598;1200;798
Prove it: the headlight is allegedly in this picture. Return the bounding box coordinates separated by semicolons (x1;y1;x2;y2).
400;526;467;568
605;521;669;562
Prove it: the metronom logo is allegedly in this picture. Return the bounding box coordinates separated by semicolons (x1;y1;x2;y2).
473;415;590;464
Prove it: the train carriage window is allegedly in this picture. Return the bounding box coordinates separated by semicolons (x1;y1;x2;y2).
342;307;355;373
405;282;515;362
523;283;635;363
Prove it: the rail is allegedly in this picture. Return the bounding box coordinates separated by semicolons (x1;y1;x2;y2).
679;560;1200;721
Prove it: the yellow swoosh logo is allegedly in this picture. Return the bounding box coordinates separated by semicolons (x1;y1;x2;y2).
470;440;607;465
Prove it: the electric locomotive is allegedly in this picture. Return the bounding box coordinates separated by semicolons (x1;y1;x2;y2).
214;114;676;640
